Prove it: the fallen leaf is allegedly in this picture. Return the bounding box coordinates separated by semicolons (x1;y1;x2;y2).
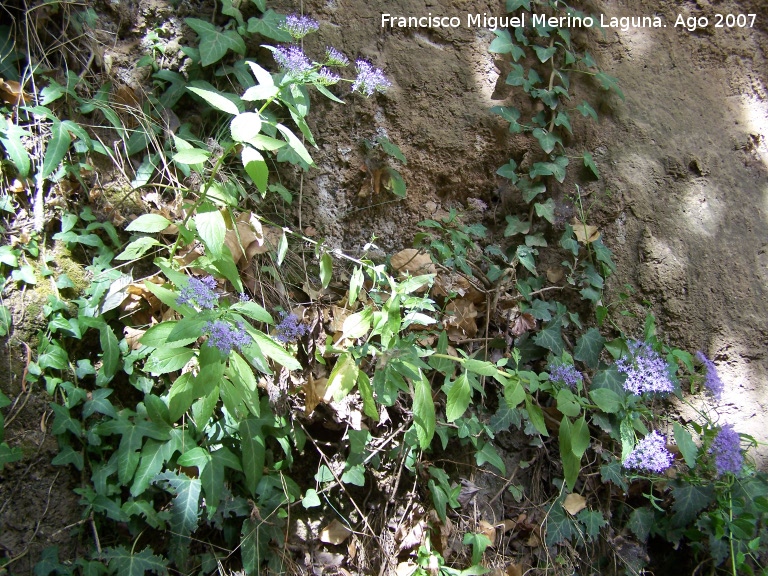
478;519;496;547
0;78;30;104
124;326;145;350
500;519;517;533
319;519;352;545
444;298;478;341
303;375;328;416
506;563;524;576
563;493;587;516
395;562;419;576
571;217;600;244
546;267;564;283
390;248;436;276
509;311;536;336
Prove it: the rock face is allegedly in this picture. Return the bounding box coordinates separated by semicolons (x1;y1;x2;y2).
268;0;768;460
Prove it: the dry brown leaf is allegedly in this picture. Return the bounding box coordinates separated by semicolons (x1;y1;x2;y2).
563;493;587;516
506;563;524;576
546;267;564;283
500;519;517;533
0;78;30;105
303;375;327;416
478;519;496;547
571;217;600;244
432;272;484;303
397;517;426;552
525;532;541;547
510;311;536;337
124;326;145;350
444;298;478;341
390;248;436;276
319;519;352;545
395;562;419;576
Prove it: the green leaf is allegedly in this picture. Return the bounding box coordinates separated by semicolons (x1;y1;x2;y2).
556;389;580;418
246;10;292;42
504;215;530;237
239;417;267;495
185;18;246;67
377;136;406;163
131;437;178;497
413;370;435;449
153;470;201;565
534;198;555;223
600;460;628;491
571;415;590;457
187;85;241;115
341;464;366;486
534;321;564;355
302;488;322;508
357;372;378;421
385;167;407;197
349;266;364;306
319;252;332;289
525;397;548;436
445;372;471;422
98;324;120;385
102;545;169;576
553;111;572;133
545;497;578;546
488;29;524;61
673;422;698;468
230;112;262;142
496;158;519;180
276;123;314;166
324;353;359;403
532;127;561;154
244;328;302;370
476;441;506;475
340;308;372;341
145;347;195;375
627;507;656;541
0;124;31;177
574;328;605;369
502;375;525;408
589;388;621;414
529;156;568;183
227;351;259;416
195;209;226;261
577;509;607;540
595;71;624;99
229;301;273;324
173;148;210;164
463;532;492;565
245;60;275;87
583;152;599;178
42;120;72;179
577;100;598;121
242;146;268;194
532;45;557;62
515;245;537;275
276;229;288;265
115;236;161;260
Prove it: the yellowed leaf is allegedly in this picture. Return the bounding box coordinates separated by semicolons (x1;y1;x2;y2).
563;493;587;516
571;217;600;244
500;518;517;533
546;267;564;283
319;519;352;545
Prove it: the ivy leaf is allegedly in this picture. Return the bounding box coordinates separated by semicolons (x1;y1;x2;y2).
671;483;714;527
302;488;322;508
496;158;519;180
413;370;435;449
131;436;179;497
532;45;557;63
554;111;572;134
489;29;524;61
185;18;246;67
534;198;555;223
577;100;598;121
532;128;561;154
574;328;605;369
504;215;530;237
534;321;564;355
583;152;599;178
595;71;625;100
102;545;169;576
600;460;628;491
545;497;578;546
246;10;292;42
517;177;547;203
515;245;537;274
577;509;607;540
529;155;569;182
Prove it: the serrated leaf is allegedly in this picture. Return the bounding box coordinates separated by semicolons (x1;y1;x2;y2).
413;370;435;449
600;460;628;491
153;470;201;565
545;498;578;546
577;509;607;539
574;328;605;369
627;507;655;541
102;545;169;576
187;85;241;115
671;483;714;527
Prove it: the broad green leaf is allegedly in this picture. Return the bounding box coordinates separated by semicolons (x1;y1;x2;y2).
529;156;568;182
673;422;698;468
341;464;365;486
504;215;530;237
445;372;471;422
533;45;557;62
515;245;537;275
276;123;314;166
229;301;273;324
242;146;268;193
227;352;259;416
571;415;590;457
42;120;72;178
185;18;246;67
242;83;280;101
574;328;605;369
173;148;210;164
246;9;292;42
195;209;226;260
324;352;359;403
0;124;31;177
98;324;120;384
115;236;161;260
462;359;498;377
627;507;655;541
489;29;524;61
377;136;406;164
145;347;195;375
525;397;548;436
553;111;572;133
131;437;177;497
140;321;196;349
240;418;267;495
577;509;607;540
583;152;599;178
476;441;506;475
246;134;286;151
230;112;262;142
319;252;332;289
534;198;556;223
671;483;714;527
496;158;519;180
245;329;302;370
413;370;435;449
153;470;201;565
503;375;525;408
187;85;241;115
534;321;564;355
600;460;628;491
532;127;560;154
385;167;407;197
556;389;580;418
102;545;169;576
302;488;322;508
245;60;274;87
349;266;364;306
589;388;621;414
340;308;372;341
545;496;578;546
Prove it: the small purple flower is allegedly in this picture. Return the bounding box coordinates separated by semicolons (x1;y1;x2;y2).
177;276;219;310
710;424;743;477
316;67;341;86
279;14;319;39
467;198;488;212
325;47;349;67
204;320;251;355
623;430;675;474
695;351;724;401
615;340;675;395
238;292;250;302
351;60;391;96
273;45;313;78
548;362;582;388
275;312;308;343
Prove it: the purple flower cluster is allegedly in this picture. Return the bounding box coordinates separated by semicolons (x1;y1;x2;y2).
695;351;724;400
204;320;251;355
548;362;582;388
710;424;743;477
623;430;675;474
275;312;308;344
467;197;488;213
351;60;391;96
273;45;313;78
177;276;219;310
325;47;349;67
615;340;675;395
316;68;341;86
279;14;319;39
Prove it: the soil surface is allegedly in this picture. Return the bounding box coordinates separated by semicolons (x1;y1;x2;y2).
2;0;768;572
